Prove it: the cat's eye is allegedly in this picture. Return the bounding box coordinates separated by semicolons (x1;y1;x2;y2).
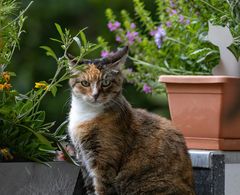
102;79;111;87
80;80;90;87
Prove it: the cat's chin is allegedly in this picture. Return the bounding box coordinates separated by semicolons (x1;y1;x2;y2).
86;100;105;108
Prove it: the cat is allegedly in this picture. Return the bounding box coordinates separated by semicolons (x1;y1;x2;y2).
68;46;195;195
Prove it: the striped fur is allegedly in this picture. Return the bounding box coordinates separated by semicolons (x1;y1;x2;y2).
68;49;195;195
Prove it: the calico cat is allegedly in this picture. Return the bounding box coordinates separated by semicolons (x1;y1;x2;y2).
68;46;195;195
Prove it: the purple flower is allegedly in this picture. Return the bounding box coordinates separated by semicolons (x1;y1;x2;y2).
179;15;185;23
116;35;122;42
126;31;139;45
150;30;155;36
185;19;190;25
170;0;175;7
170;9;177;16
150;26;166;48
130;23;136;29
166;21;172;27
107;21;121;31
143;84;152;94
101;50;109;58
150;29;157;36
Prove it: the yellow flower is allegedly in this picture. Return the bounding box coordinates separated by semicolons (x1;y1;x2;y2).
0;83;12;90
0;84;4;90
0;148;14;160
2;72;10;82
35;82;48;90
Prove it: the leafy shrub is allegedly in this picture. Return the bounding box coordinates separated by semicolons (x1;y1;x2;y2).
0;0;98;164
98;0;240;94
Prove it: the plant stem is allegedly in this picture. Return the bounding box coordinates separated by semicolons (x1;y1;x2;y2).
2;1;34;66
0;1;34;31
165;37;185;46
199;0;226;14
18;60;64;119
130;57;210;75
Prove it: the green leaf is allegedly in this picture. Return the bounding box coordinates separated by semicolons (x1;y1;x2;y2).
40;46;57;60
87;44;101;53
54;23;65;43
29;157;52;167
50;85;58;96
196;56;206;63
39;147;56;154
228;44;240;61
9;72;16;76
73;36;81;48
50;38;63;44
17;124;52;147
33;132;53;147
39;143;56;151
41;121;56;129
27;111;46;127
189;48;211;56
37;111;45;121
54;120;68;136
19;99;33;114
80;31;87;46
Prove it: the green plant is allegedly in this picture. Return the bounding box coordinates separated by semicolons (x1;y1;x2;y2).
98;0;240;94
0;0;99;164
0;0;31;66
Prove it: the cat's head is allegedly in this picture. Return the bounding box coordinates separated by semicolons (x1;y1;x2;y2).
69;46;128;107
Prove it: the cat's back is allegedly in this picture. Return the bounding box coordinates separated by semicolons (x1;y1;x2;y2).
132;108;191;167
131;108;191;166
132;108;185;144
116;108;195;194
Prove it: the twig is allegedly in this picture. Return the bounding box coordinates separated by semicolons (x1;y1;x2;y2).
199;0;226;14
0;1;34;31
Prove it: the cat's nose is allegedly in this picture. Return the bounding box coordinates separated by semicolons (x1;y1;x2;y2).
92;93;99;101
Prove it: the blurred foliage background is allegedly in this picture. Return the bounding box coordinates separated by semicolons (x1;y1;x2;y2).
11;0;169;127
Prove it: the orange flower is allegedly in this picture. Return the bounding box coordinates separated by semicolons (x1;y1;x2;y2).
0;84;4;90
4;83;12;90
0;83;11;90
2;72;10;82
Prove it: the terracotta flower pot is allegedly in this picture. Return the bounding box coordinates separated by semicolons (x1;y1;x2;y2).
159;75;240;150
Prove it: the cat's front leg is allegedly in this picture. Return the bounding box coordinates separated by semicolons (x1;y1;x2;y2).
93;177;107;195
92;167;117;195
79;164;95;195
93;177;116;195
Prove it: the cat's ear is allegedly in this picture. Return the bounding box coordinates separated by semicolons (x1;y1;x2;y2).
67;53;78;68
109;46;129;69
67;53;91;71
99;46;129;70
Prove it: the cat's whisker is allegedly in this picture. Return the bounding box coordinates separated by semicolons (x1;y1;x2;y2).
63;97;71;111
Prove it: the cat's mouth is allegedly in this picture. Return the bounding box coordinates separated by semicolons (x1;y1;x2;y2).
73;92;107;107
88;99;105;107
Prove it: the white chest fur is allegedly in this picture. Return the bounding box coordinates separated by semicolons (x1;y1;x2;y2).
68;95;103;137
68;95;103;178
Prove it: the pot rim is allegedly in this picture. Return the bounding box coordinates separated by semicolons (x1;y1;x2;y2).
159;75;240;84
